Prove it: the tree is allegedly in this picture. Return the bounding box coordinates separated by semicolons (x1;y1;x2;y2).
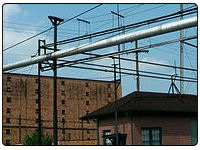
24;131;53;145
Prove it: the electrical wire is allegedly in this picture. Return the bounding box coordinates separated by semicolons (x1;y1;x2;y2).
3;4;103;52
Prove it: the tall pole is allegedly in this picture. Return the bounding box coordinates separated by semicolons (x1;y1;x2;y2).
37;40;42;145
48;16;64;145
113;59;118;145
180;4;184;93
135;41;140;92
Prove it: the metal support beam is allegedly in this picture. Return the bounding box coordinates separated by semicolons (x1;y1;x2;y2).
37;40;44;145
113;59;118;145
183;41;197;48
180;4;184;93
48;15;64;146
3;16;197;71
135;41;140;92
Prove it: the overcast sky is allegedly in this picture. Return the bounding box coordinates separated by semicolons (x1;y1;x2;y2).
2;4;197;96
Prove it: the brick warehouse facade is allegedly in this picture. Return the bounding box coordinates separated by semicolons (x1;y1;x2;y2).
2;73;122;145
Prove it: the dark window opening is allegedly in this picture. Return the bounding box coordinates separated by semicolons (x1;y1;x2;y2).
6;140;11;145
7;97;11;103
103;130;112;145
35;109;39;114
35;89;39;94
6;108;11;114
87;137;90;140
62;100;65;105
142;128;162;145
35;119;39;123
86;92;89;97
7;77;11;82
87;120;90;124
86;100;89;105
36;99;39;104
108;84;111;88
6;129;10;134
61;91;65;95
6;118;11;124
62;110;65;115
85;82;89;87
68;133;71;141
61;81;65;85
7;87;11;92
108;93;111;98
87;130;90;134
35;78;39;83
62;118;65;123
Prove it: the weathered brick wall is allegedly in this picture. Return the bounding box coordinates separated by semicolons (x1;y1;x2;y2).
98;115;194;145
2;73;122;145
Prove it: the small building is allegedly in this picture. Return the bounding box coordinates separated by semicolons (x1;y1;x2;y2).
81;91;197;145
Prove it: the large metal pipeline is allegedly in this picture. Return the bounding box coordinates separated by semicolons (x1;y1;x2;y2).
3;16;197;71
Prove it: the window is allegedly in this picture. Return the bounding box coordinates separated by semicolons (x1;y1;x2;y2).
142;128;162;145
6;118;11;124
62;110;65;115
62;118;65;123
86;92;89;97
108;84;111;88
6;140;11;145
87;120;90;124
6;108;11;114
85;82;89;87
6;129;10;134
35;78;39;83
86;100;89;105
35;119;39;123
35;89;39;94
103;130;112;145
190;120;197;145
61;81;65;85
62;100;65;105
7;97;11;103
7;77;11;82
87;137;90;140
35;109;39;114
61;91;65;95
7;87;11;92
35;99;39;104
108;93;111;98
87;130;90;134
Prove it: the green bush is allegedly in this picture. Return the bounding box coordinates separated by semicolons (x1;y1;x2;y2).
24;131;53;145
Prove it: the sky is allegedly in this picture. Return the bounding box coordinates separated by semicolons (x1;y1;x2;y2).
2;4;197;96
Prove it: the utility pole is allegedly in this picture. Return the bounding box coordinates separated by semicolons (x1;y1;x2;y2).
180;4;184;93
134;41;148;92
37;40;42;145
135;41;140;92
113;59;118;145
48;16;64;145
111;4;125;83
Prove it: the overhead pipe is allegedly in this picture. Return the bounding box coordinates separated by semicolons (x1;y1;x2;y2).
3;16;197;71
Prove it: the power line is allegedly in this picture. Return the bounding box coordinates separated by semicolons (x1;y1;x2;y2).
45;7;197;47
3;4;103;52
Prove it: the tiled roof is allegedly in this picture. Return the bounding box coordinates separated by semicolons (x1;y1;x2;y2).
81;91;197;119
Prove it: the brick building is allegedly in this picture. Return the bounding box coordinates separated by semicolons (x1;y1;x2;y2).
2;73;122;145
81;91;197;145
